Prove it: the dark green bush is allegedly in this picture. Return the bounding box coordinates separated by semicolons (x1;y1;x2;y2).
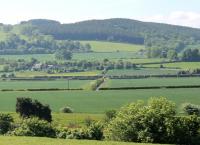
16;97;52;122
0;114;13;134
11;117;56;138
104;109;117;122
87;122;104;140
182;103;200;116
60;107;73;113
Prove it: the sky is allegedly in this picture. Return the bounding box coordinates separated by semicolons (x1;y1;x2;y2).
0;0;200;28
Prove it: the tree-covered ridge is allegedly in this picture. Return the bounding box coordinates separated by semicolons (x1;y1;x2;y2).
25;18;200;57
0;23;91;55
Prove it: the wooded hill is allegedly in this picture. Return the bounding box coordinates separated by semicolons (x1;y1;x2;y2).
1;18;200;57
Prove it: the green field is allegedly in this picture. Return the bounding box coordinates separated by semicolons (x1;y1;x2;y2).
15;71;100;77
107;68;179;76
0;52;141;62
8;112;103;127
144;62;200;69
0;89;200;113
81;41;144;52
102;77;200;88
0;80;92;90
0;136;170;145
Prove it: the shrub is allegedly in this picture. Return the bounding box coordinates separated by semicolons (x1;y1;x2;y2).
16;97;52;122
11;117;56;137
166;115;200;145
104;109;117;122
182;103;200;116
87;122;104;140
60;107;73;113
0;114;13;134
84;117;94;127
105;97;176;143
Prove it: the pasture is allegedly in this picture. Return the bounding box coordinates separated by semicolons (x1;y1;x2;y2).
80;41;144;52
102;77;200;88
9;112;103;127
144;62;200;69
0;88;200;113
0;80;92;90
0;136;170;145
107;68;179;76
15;71;100;77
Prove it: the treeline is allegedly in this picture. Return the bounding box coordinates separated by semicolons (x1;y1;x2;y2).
2;59;137;73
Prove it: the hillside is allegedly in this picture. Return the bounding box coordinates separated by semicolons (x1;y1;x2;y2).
1;18;200;57
26;18;200;56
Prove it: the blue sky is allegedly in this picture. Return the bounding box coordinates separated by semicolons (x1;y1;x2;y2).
1;0;200;27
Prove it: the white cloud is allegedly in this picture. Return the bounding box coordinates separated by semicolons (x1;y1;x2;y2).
139;11;200;28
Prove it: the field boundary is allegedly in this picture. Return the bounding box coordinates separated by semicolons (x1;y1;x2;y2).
100;85;200;90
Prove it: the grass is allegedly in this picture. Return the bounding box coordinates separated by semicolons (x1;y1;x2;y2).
0;80;92;90
107;68;179;76
7;112;103;127
0;88;200;113
15;71;100;77
73;52;140;61
80;41;144;52
0;136;170;145
102;77;200;88
0;52;141;62
144;62;200;69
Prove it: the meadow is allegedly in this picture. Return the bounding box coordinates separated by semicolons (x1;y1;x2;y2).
102;77;200;88
144;62;200;69
0;80;92;90
107;68;179;76
9;112;103;127
0;136;171;145
80;41;144;52
15;71;100;77
0;88;200;113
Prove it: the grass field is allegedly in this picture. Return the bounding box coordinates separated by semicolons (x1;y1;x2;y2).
107;68;179;76
0;52;141;62
102;77;200;88
144;62;200;69
0;89;199;113
0;80;92;90
0;136;170;145
80;41;144;52
15;71;100;77
73;52;140;60
8;112;103;127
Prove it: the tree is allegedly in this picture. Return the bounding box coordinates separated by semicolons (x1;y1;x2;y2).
105;97;176;143
16;97;52;122
55;50;72;60
167;49;178;60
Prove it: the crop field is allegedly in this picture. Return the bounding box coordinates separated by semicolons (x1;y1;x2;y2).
15;71;100;77
107;68;179;76
0;136;170;145
0;80;92;90
102;77;200;88
144;62;200;69
0;88;200;113
80;41;144;52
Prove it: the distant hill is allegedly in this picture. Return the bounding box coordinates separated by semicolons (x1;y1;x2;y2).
1;18;200;57
25;18;200;57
